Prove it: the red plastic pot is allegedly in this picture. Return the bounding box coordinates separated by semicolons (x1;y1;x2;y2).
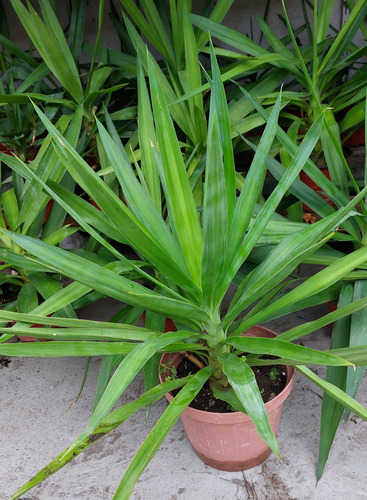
327;300;338;334
141;312;176;333
300;167;336;211
15;314;56;342
0;143;13;155
17;324;52;342
17;325;51;343
43;199;54;223
159;325;295;471
344;127;365;147
89;195;127;211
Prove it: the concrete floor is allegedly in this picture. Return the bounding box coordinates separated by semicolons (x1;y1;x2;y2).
1;291;367;500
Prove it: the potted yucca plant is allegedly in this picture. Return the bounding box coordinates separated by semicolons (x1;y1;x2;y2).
1;48;367;499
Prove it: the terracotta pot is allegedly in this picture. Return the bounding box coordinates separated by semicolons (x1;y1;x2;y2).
17;325;53;342
43;199;54;223
17;334;49;342
141;312;176;333
0;143;39;161
16;314;56;342
88;195;127;211
300;167;336;211
344;127;365;147
327;300;338;334
0;143;13;155
159;325;295;471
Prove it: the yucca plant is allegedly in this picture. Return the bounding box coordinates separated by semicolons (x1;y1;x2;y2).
118;0;288;169
1;0;142;240
0;2;60;160
0;108;89;331
4;0;134;154
2;47;367;499
192;0;367;208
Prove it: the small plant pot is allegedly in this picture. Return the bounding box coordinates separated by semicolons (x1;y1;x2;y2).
159;325;295;471
17;324;52;342
327;300;338;334
344;127;365;147
300;167;335;211
15;314;56;342
17;335;49;342
141;312;176;333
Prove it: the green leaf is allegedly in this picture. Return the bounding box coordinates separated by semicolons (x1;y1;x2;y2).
148;55;203;286
298;365;367;421
201;108;227;311
76;331;200;450
191;14;269;57
208;41;235;227
220;112;325;309
113;367;212;499
24;103;201;296
17;111;82;234
345;280;367;417
93;355;123;411
67;0;86;61
121;0;175;67
227;337;352;367
16;283;38;313
223;93;282;290
320;109;348;197
2;188;19;231
95;117;189;273
0;340;138;357
233;242;367;335
316;284;352;480
1;230;209;324
10;0;83;102
279;292;367;343
28;272;76;318
46;181;128;244
136;56;160;210
8;376;194;500
318;0;367;74
218;352;279;457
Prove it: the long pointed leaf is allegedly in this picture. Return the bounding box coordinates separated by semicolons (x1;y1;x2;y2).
1;230;209;324
219;352;279;457
114;367;212;499
316;283;352;480
8;376;194;500
148;55;203;286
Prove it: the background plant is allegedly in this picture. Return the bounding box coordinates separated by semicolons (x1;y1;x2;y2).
2;46;367;498
191;0;367;221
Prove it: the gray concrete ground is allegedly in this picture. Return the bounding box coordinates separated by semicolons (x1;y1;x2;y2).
1;289;367;500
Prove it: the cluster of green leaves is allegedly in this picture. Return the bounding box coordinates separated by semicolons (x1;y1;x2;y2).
192;0;367;209
0;0;142;317
2;40;367;498
1;1;367;498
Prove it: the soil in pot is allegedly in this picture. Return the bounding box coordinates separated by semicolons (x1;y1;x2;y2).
169;356;287;413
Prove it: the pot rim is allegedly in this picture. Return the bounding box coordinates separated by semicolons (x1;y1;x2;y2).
159;325;296;422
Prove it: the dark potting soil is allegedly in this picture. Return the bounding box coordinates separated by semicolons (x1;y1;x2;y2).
0;283;19;305
170;357;287;413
